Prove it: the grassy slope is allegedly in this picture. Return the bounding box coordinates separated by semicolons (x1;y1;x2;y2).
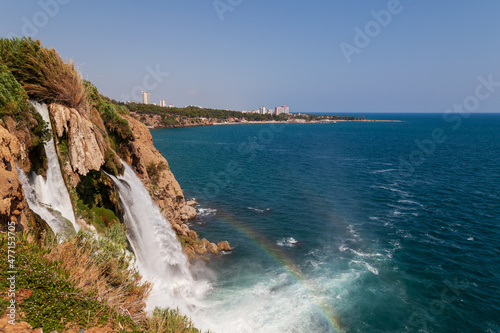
0;37;208;333
0;232;206;332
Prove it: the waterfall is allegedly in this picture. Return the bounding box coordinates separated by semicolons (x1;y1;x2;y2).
107;163;211;315
16;102;78;236
18;168;76;237
31;102;78;231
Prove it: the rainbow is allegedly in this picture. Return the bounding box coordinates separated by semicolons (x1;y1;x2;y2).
218;212;343;332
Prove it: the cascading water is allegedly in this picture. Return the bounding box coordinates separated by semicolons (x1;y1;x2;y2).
16;102;78;236
18;168;75;237
107;163;211;316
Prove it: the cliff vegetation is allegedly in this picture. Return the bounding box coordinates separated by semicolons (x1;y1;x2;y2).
0;37;217;332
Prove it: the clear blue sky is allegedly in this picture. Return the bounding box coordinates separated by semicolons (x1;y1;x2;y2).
1;0;499;113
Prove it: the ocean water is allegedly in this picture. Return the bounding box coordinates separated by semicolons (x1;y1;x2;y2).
151;114;500;333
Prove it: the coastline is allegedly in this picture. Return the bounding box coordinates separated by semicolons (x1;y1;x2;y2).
145;118;404;129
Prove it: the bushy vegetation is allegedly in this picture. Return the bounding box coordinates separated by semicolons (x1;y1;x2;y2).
123;102;362;125
0;63;29;116
0;37;88;112
148;307;204;333
0;62;51;174
0;233;141;331
1;37;209;332
126;102;244;120
147;161;168;184
0;231;209;332
87;81;133;141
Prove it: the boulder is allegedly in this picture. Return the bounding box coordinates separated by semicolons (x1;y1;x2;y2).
187;229;198;240
185;200;198;207
172;223;187;237
217;241;233;252
180;204;197;221
207;241;220;255
193;242;207;255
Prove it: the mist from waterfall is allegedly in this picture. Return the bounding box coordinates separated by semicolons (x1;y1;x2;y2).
107;163;211;317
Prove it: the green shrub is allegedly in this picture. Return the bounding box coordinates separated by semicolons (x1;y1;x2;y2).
148;307;204;333
90;206;119;233
0;234;139;331
76;170;121;216
86;81;133;140
147;161;168;183
0;63;29;117
105;221;128;250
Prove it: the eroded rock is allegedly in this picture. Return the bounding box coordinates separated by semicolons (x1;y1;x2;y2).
180;204;197;221
217;241;233;252
50;103;105;176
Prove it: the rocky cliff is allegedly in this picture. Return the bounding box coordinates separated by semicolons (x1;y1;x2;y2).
0;125;28;232
132;112;217;129
0;37;230;261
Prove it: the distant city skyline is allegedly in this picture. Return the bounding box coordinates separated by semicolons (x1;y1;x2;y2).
1;1;499;113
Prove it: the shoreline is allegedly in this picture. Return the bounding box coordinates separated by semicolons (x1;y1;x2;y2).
146;118;404;129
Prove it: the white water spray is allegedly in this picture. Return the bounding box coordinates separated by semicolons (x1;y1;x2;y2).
107;163;211;315
18;168;75;237
31;102;77;230
16;102;78;236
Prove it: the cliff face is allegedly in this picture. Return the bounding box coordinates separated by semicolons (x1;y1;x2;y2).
0;125;28;232
117;115;227;260
132;112;216;129
50;103;105;177
1;102;228;260
0;38;230;261
118;114;185;221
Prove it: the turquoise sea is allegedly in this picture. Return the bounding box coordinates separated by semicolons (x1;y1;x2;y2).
151;113;500;333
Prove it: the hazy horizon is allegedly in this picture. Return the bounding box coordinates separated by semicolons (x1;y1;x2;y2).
1;0;500;113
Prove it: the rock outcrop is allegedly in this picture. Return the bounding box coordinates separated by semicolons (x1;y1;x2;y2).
217;241;233;252
0;125;28;232
180;204;197;221
131;111;217;129
118;115;185;221
116;115;229;260
3;106;231;260
49;103;105;176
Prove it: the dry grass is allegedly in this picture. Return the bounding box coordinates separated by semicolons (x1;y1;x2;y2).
23;51;90;113
44;231;151;324
148;307;203;333
1;38;89;113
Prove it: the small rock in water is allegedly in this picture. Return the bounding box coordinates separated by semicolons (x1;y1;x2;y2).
217;241;233;251
180;204;197;220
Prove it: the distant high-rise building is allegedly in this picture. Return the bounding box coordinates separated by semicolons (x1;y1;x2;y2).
259;106;266;114
275;106;289;115
160;100;167;107
142;91;150;104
